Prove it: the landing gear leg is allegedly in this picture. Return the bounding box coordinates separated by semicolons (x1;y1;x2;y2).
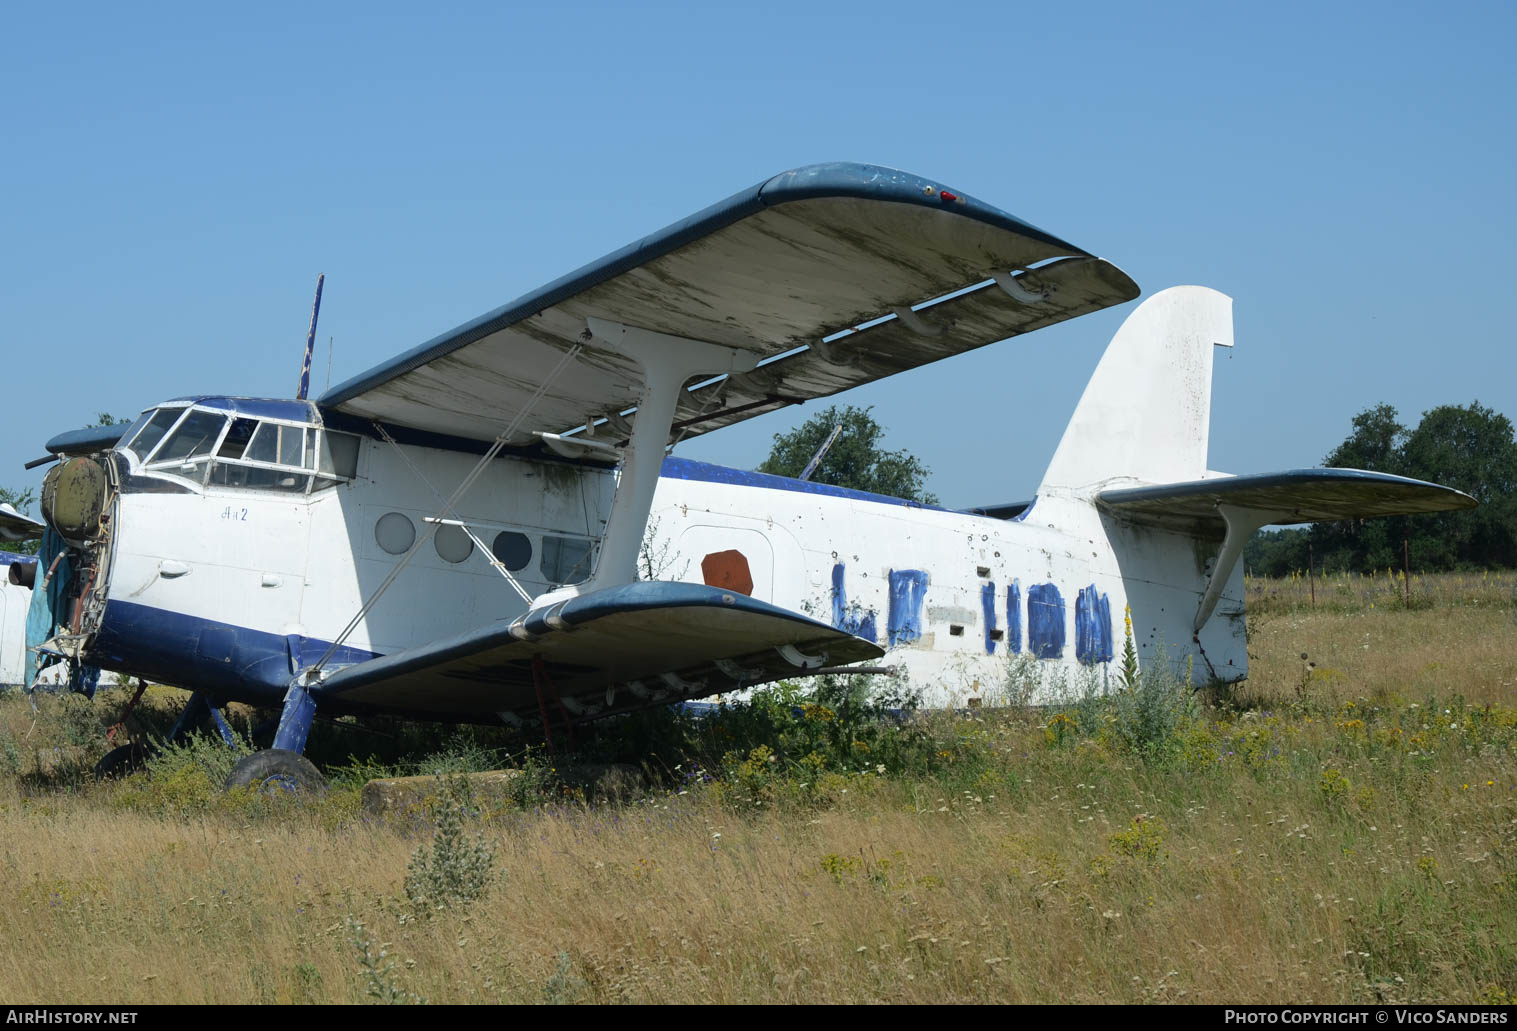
93;690;236;781
223;679;327;794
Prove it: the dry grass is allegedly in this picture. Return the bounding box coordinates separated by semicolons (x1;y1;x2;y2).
0;573;1513;1005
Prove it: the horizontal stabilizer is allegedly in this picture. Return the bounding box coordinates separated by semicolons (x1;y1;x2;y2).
0;503;45;543
1098;468;1476;532
315;582;883;720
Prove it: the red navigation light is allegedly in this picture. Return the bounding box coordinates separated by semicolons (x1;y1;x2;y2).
940;191;957;202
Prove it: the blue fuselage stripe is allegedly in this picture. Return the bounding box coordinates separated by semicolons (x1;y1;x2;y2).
90;600;378;706
660;457;949;511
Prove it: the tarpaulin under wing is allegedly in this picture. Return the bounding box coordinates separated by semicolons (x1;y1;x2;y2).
314;582;883;720
319;163;1140;446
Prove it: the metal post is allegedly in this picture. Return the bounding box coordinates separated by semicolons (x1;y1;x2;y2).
1308;543;1315;608
1403;537;1410;606
799;423;844;482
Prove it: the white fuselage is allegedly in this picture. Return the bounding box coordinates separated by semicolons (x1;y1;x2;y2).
86;419;1246;711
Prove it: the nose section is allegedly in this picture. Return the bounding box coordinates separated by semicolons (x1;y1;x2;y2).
41;456;109;542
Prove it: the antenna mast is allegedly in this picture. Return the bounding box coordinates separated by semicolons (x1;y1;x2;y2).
297;274;325;400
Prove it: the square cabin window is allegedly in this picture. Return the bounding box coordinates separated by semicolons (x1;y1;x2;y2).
540;535;593;585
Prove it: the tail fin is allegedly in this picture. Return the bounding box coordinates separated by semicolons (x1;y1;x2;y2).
1039;286;1233;494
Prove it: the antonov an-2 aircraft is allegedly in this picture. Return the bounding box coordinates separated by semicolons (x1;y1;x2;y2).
4;163;1473;790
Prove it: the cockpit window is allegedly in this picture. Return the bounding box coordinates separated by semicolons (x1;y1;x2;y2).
206;422;358;494
245;422;312;468
124;408;186;462
319;431;360;479
130;404;361;495
151;410;227;465
217;418;258;458
208;463;310;493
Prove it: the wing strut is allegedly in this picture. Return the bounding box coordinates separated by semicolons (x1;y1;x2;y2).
536;318;757;604
1193;504;1287;632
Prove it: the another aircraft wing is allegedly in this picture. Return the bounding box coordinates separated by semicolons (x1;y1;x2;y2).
313;582;884;720
0;503;45;543
1097;468;1477;533
320;162;1139;446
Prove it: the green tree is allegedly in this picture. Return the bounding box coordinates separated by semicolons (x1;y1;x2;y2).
1397;403;1517;569
1243;526;1311;577
1323;402;1405;470
1309;401;1517;573
759;404;937;504
1312;403;1409;571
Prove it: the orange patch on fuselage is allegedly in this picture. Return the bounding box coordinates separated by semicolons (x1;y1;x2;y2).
701;549;754;596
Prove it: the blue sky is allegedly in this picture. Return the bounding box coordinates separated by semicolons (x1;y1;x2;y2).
4;1;1513;509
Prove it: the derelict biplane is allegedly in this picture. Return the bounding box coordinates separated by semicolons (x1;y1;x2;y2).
7;162;1474;789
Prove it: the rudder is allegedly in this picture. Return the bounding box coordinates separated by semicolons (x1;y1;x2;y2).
1039;286;1233;494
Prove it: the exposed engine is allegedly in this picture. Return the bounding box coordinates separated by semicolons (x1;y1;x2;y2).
31;453;118;687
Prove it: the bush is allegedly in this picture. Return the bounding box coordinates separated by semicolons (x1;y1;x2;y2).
112;731;252;816
403;775;497;914
1108;650;1197;763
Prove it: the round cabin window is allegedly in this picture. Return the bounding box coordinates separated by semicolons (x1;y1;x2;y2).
434;524;474;564
491;531;532;571
374;512;416;555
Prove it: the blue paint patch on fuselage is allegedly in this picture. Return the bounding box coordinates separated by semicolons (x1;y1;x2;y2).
1075;584;1113;665
1027;583;1065;660
1006;580;1022;654
886;569;929;648
981;581;998;655
829;562;878;643
90;600;379;706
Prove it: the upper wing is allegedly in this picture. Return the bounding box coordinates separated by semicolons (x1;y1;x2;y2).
1097;468;1477;533
0;503;45;543
314;581;884;720
320;163;1139;446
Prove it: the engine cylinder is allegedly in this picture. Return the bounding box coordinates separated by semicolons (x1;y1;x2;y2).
41;456;108;541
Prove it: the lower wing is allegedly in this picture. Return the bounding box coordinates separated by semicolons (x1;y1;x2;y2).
313;582;884;721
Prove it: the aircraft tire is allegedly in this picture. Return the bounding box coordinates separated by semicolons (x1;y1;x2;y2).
224;749;328;795
94;742;152;781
